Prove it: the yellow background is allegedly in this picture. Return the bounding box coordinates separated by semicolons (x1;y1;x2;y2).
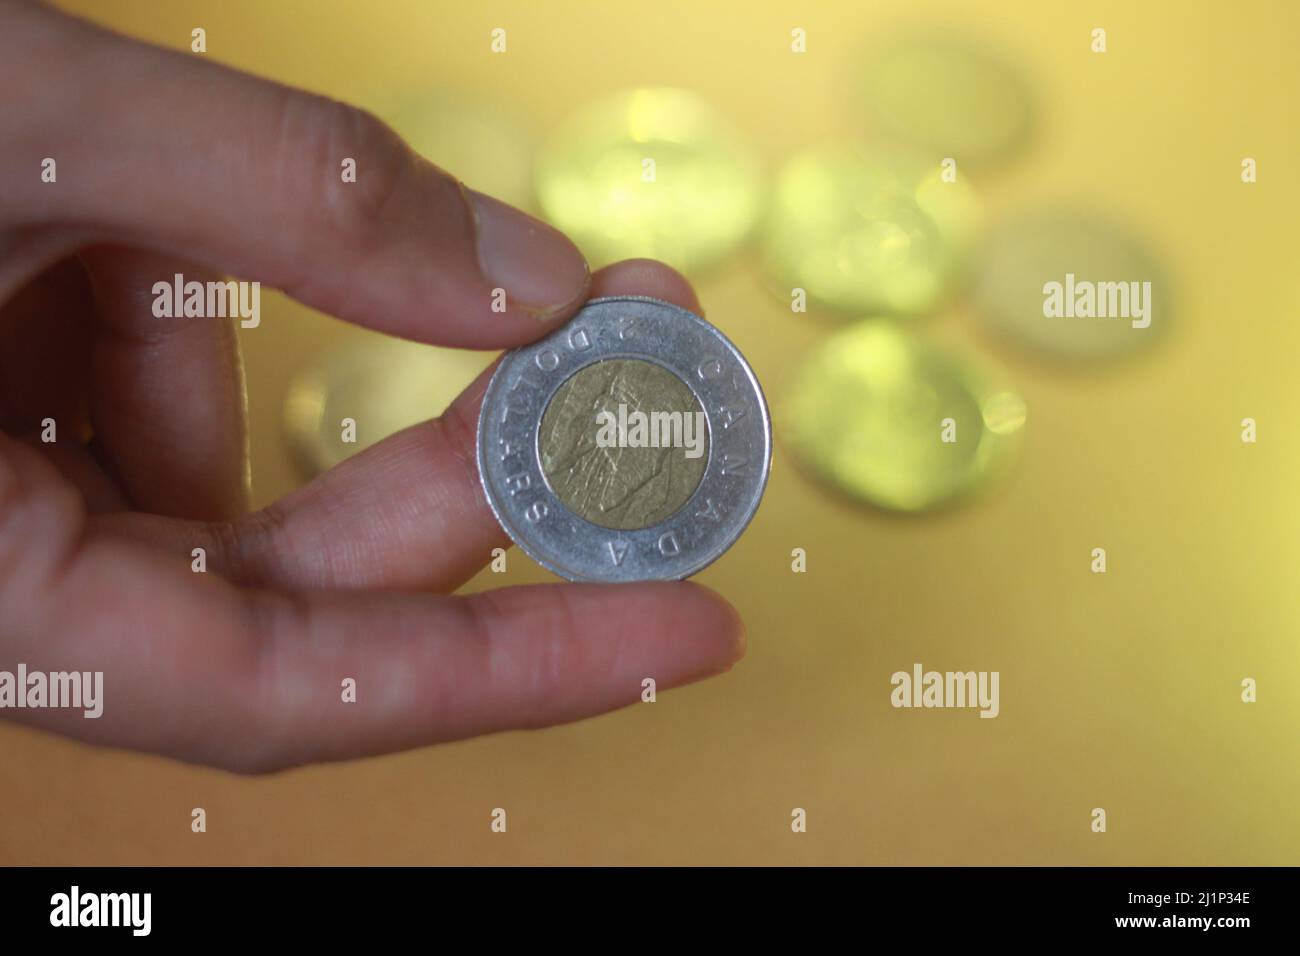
3;0;1297;865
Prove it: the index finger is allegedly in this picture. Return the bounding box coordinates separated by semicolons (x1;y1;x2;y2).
4;2;590;346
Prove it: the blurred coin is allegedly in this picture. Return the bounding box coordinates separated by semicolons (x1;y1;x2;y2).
478;296;771;581
382;93;534;211
858;33;1034;167
780;323;1024;512
971;210;1167;360
762;141;980;316
535;88;762;274
284;339;495;477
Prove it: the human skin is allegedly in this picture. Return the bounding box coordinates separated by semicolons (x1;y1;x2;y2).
0;0;744;773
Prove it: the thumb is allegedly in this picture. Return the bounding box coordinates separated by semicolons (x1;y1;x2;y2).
5;2;590;347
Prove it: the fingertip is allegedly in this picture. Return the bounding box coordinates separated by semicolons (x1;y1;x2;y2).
606;579;743;681
675;579;747;671
526;579;743;687
464;186;592;323
590;258;704;316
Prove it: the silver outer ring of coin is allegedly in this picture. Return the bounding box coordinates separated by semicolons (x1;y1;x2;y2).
476;296;772;583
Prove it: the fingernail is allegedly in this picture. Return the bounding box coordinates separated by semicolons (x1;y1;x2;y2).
465;188;590;320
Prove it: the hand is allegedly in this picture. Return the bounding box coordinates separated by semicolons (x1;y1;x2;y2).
0;1;743;773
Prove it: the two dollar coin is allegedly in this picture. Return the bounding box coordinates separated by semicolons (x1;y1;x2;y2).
477;297;771;582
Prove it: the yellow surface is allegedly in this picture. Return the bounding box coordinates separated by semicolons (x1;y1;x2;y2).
3;0;1298;865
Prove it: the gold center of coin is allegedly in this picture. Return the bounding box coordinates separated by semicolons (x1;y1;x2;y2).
539;358;708;530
